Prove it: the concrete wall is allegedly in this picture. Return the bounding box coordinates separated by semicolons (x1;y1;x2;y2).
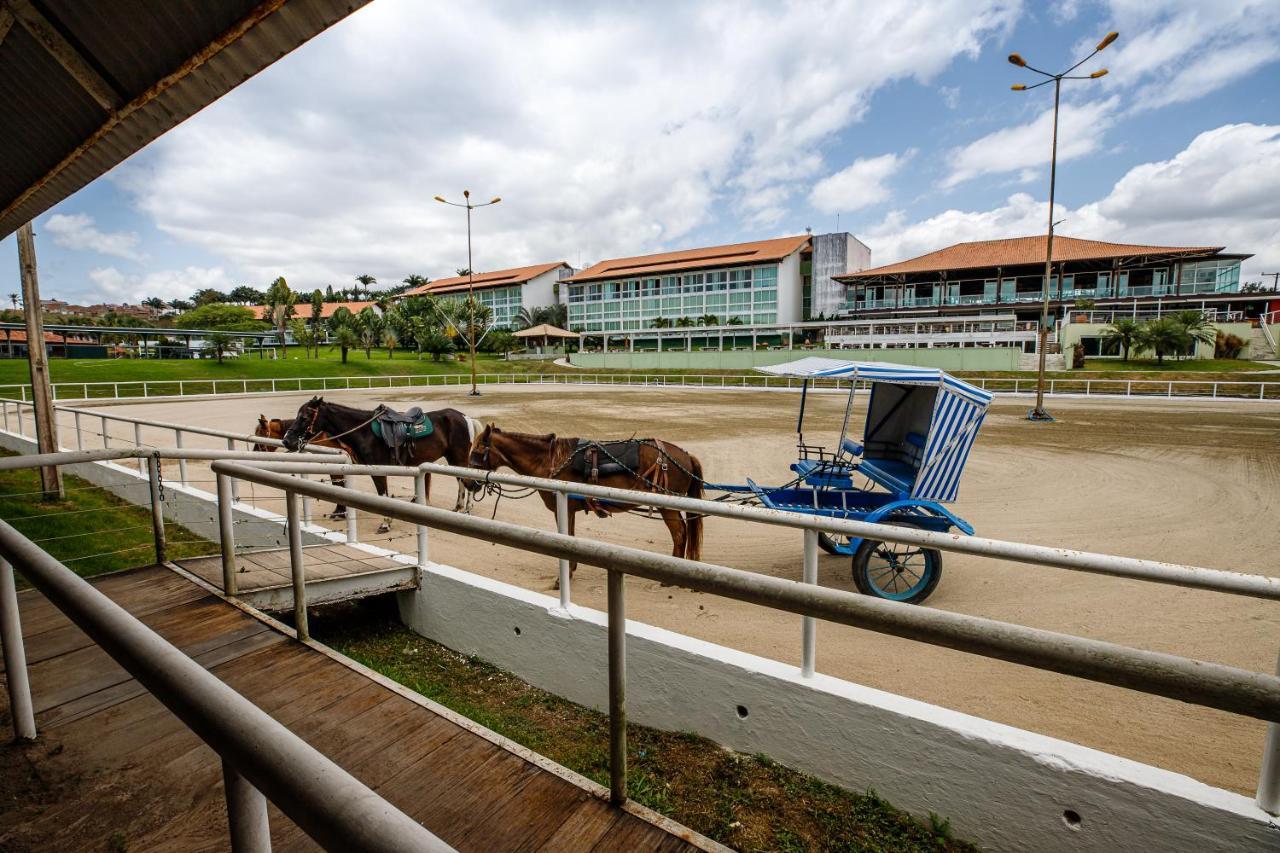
521;266;567;312
572;346;1021;371
399;563;1277;853
1060;321;1261;360
776;247;804;324
810;232;871;318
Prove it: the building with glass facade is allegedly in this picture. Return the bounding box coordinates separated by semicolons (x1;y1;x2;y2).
403;262;572;329
835;235;1262;322
563;233;868;334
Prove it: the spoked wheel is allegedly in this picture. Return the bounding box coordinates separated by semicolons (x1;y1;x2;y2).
851;522;942;604
817;533;857;556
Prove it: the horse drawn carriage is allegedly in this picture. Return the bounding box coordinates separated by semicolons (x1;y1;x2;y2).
707;357;992;604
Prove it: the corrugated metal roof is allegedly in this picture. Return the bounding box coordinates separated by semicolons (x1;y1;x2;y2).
0;0;371;239
565;235;811;283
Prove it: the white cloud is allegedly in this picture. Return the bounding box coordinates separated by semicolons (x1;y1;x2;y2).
810;150;915;214
865;123;1280;277
1096;0;1280;110
113;0;1020;288
43;213;143;261
941;97;1119;188
87;266;234;304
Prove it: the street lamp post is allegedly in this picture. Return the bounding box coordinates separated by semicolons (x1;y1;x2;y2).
1009;30;1117;421
434;190;501;396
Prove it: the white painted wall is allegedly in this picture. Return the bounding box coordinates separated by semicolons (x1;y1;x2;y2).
521;265;570;312
399;562;1279;852
776;248;804;324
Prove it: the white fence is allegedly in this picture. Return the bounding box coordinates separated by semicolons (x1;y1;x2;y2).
0;370;1277;402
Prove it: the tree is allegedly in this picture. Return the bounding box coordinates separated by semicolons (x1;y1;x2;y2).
697;313;720;326
8;294;17;309
177;303;258;329
228;285;264;305
402;274;428;291
327;306;354;333
382;327;399;358
530;303;568;329
674;316;696;328
356;307;384;358
456;268;471;277
1168;310;1216;357
204;331;236;363
142;296;167;311
169;298;192;312
264;277;297;355
329;324;359;363
1101;318;1141;361
514;307;535;330
651;317;672;329
1133;317;1188;365
355;274;377;297
309;289;325;358
289;318;315;356
325;284;337;302
416;326;455;362
193;288;228;306
483;329;516;358
726;316;745;326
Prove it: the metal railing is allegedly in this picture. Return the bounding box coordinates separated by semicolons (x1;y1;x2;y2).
0;371;1275;404
5;436;1280;816
0;481;451;851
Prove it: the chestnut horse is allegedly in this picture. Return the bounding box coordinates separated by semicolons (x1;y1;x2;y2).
282;397;482;533
468;424;703;586
253;416;355;519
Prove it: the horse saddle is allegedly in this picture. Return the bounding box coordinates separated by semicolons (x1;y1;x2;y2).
371;406;433;463
569;439;645;482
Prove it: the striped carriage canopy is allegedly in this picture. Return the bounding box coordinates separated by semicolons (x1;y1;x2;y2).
757;357;993;503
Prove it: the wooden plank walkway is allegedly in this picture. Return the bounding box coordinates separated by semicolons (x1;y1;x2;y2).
0;565;711;852
178;544;418;609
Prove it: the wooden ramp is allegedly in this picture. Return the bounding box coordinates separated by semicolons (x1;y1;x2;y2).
0;565;712;852
177;543;419;610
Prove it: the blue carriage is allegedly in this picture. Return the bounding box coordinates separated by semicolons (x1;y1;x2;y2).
708;357;992;604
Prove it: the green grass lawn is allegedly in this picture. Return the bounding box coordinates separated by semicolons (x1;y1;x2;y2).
1078;358;1275;373
315;607;973;853
0;458;215;585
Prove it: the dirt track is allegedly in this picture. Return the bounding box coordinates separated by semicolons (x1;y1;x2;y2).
86;385;1280;794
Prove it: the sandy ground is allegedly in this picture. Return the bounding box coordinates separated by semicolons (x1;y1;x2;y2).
66;385;1280;795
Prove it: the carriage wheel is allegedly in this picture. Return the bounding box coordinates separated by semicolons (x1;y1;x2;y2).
817;533;857;556
851;522;942;604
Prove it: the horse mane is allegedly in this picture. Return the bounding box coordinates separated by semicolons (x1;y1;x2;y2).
492;427;577;458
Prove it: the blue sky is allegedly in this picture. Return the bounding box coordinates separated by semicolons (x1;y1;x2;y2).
3;0;1278;305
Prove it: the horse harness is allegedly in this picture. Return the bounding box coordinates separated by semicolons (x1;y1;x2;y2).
556;438;672;516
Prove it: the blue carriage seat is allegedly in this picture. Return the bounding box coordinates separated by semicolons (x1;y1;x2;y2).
857;431;926;496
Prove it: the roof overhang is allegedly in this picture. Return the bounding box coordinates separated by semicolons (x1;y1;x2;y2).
0;0;371;239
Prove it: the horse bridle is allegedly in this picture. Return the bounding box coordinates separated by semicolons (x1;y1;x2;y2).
285;404;324;452
470;431;493;468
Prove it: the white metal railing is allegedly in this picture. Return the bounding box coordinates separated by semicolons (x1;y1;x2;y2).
0;371;1276;404
4;438;1280;816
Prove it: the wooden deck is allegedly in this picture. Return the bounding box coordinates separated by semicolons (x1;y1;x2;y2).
0;565;711;852
178;543;418;610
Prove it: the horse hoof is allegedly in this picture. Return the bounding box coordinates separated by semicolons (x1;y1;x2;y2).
377;524;391;534
328;511;346;520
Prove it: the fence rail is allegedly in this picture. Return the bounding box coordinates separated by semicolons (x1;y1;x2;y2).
0;370;1276;403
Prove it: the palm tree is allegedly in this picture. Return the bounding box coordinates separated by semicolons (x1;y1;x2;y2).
309;289;325;357
697;313;720;326
264;277;296;355
205;331;235;364
1133;318;1188;366
402;274;428;292
356;308;384;358
382;327;399;358
1101;318;1141;361
514;306;535;330
329;324;359;364
355;274;377;297
651;317;672;329
9;294;18;309
674;316;696;328
726;316;745;326
1168;310;1216;358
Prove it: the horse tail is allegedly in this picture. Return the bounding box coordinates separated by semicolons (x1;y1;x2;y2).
685;453;704;562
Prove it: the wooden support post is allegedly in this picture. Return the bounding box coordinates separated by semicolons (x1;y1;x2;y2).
16;222;62;499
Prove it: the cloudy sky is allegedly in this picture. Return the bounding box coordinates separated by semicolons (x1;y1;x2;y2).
3;0;1279;304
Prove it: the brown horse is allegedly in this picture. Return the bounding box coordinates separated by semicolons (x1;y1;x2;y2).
253;416;355;519
468;424;703;586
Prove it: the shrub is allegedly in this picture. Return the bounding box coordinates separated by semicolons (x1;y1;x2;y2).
1215;331;1246;359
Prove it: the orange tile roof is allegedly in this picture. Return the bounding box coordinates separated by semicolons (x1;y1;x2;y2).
565;235;811;283
249;301;376;320
405;262;569;296
1;329;95;344
839;235;1231;280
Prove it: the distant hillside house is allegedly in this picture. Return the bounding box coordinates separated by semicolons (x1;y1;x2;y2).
401;262;573;329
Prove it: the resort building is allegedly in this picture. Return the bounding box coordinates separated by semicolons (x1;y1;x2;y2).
563;232;869;334
403;262;573;329
834;235;1263;322
249;300;379;322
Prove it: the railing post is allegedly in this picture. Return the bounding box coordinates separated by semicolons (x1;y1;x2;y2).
607;568;627;806
414;471;429;568
113;382;119;398
101;415;109;448
286;490;308;641
16;403;23;437
225;438;241;501
1;401;8;433
802;529;818;678
555;492;571;609
1257;651;1280;815
345;479;359;543
301;474;313;527
73;411;83;450
147;454;167;564
217;473;238;595
0;557;37;741
222;759;271;852
134;423;146;475
175;429;188;486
